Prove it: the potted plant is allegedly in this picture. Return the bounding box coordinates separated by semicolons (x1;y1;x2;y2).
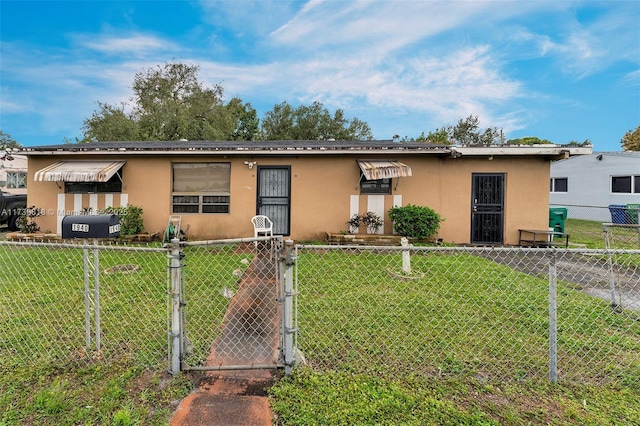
346;211;383;234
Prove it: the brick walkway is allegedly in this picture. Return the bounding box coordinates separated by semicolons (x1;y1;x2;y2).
170;249;280;426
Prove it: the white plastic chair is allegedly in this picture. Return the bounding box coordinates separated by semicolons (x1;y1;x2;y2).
251;215;273;246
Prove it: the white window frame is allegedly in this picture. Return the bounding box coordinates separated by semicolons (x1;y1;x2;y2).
611;175;640;194
550;177;568;193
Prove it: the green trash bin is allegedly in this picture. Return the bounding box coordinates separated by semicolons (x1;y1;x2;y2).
549;207;568;234
627;204;640;225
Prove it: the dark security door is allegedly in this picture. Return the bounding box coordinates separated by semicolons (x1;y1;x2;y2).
257;166;291;236
471;173;504;244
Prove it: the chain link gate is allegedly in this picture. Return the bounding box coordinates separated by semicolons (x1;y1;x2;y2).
167;236;297;375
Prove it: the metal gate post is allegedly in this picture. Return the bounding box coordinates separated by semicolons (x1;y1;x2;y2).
169;238;183;375
548;249;558;383
282;239;297;374
603;224;619;308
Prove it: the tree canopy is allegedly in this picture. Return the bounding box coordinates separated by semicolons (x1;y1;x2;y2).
449;115;503;146
260;101;373;141
506;136;553;145
621;125;640;151
54;59;637;147
82;62;252;142
81;61;372;142
400;129;451;145
402;115;503;146
0;130;22;150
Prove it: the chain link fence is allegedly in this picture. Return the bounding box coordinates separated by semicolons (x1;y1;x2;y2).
551;204;640;250
294;244;640;387
0;236;291;372
0;240;168;370
2;234;639;388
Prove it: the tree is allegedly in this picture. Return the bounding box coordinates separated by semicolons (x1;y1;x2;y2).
83;102;139;141
565;139;591;147
621;125;640;151
0;130;22;151
82;62;235;142
132;62;228;140
260;102;295;140
506;136;553;145
402;129;451;144
226;98;259;141
423;129;451;145
260;101;373;141
407;115;503;146
448;115;502;146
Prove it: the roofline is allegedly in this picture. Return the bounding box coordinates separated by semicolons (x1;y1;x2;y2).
21;140;449;156
453;145;592;156
19;140;592;158
23;148;454;156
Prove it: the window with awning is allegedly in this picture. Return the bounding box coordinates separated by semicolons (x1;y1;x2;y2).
34;161;126;182
357;160;412;180
358;160;412;194
34;161;125;193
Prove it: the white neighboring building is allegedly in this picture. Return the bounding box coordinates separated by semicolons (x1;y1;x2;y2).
549;151;640;222
0;153;27;195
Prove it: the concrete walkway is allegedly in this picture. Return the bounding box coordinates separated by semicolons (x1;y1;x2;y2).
170;249;280;426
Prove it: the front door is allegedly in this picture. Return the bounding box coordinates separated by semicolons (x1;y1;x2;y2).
257;166;291;235
471;173;504;244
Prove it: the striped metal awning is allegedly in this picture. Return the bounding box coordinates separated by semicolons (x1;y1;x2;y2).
34;161;126;182
357;160;412;180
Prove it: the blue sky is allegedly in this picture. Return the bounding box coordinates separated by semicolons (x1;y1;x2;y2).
1;1;639;151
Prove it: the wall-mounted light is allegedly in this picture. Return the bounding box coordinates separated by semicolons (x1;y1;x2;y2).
596;154;603;161
0;151;14;161
243;161;257;170
488;155;494;161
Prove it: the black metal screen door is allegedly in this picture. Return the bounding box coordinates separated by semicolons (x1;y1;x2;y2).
257;166;291;235
471;173;504;244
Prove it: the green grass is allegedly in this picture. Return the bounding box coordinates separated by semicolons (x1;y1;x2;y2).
0;242;252;425
566;218;640;249
268;249;640;425
1;359;193;425
270;369;640;425
2;243;639;425
565;218;640;269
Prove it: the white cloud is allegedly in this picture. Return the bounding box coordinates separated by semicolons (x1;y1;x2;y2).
3;0;636;146
509;5;640;79
193;42;522;137
73;33;176;55
621;69;640;88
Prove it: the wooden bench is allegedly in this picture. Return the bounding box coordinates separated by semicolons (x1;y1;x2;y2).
518;229;569;248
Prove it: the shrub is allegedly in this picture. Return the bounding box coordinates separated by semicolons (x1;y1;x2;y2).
16;206;44;234
388;204;442;239
347;214;362;233
346;211;384;234
361;211;383;233
99;205;144;235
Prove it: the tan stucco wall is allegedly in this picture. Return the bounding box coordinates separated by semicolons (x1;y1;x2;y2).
27;153;550;245
436;156;551;245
